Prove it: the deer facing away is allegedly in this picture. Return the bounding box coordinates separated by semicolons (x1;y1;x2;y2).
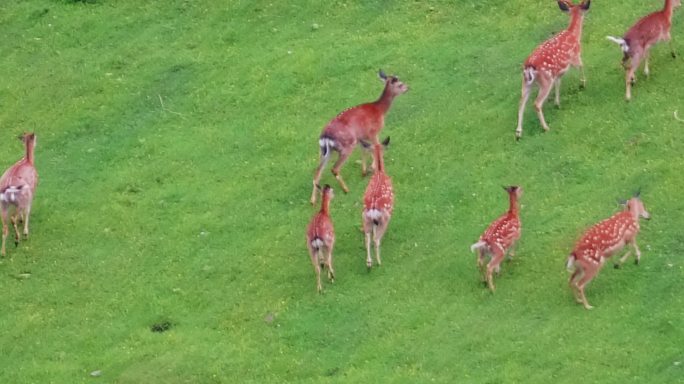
471;186;522;292
0;133;39;257
306;184;336;293
362;139;394;270
566;193;651;310
516;0;591;140
311;70;408;205
607;0;681;101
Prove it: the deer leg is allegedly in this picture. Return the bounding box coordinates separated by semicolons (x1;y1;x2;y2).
568;267;584;304
486;248;505;293
331;149;352;194
1;205;8;257
477;249;487;285
326;242;335;282
578;60;587;89
22;204;31;239
670;41;677;58
10;214;19;247
625;54;641;101
615;249;632;269
365;229;373;270
534;78;554;132
516;79;532;140
311;152;332;205
373;218;390;267
643;51;650;77
575;266;599;310
308;244;323;293
360;148;369;177
554;78;561;108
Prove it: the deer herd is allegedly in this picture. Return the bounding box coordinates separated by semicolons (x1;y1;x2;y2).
304;0;679;310
0;1;677;312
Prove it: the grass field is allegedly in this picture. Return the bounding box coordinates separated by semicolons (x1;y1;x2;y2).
0;0;683;382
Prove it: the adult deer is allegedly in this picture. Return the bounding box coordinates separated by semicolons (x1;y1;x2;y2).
311;70;408;205
607;0;681;101
362;139;394;270
0;133;38;257
471;186;523;292
516;0;591;140
306;184;336;293
566;192;651;310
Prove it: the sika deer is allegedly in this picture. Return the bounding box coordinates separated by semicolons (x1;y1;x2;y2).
311;70;408;205
362;138;394;270
516;0;591;140
306;184;336;293
566;192;651;310
0;133;38;257
607;0;681;100
471;186;522;292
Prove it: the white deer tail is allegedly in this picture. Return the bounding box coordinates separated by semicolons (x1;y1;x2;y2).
523;67;536;85
470;240;487;253
319;136;336;158
0;185;25;203
606;36;629;53
566;254;576;271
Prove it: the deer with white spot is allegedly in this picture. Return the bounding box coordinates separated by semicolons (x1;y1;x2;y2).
607;0;681;101
516;0;591;140
566;192;651;310
311;70;408;205
306;184;336;293
0;133;38;257
362;139;394;270
470;186;522;292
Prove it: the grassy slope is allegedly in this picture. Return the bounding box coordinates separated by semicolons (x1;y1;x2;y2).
0;0;682;382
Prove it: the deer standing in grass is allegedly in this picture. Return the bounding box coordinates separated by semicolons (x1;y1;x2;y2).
311;70;408;205
516;0;591;140
566;192;651;310
471;186;522;292
607;0;681;101
362;139;394;270
0;133;38;257
306;184;336;293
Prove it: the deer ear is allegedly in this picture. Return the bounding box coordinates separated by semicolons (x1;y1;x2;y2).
557;0;570;12
381;136;390;147
378;69;388;81
581;0;590;11
634;188;641;198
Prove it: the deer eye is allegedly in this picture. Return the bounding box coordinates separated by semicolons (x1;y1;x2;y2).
391;78;398;84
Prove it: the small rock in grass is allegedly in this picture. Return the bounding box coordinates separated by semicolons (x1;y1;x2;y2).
90;370;102;377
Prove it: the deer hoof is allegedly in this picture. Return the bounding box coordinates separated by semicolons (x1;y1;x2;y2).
635;259;640;266
614;263;621;269
672;52;677;59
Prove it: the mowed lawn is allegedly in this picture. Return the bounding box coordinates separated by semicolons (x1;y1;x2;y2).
0;1;683;383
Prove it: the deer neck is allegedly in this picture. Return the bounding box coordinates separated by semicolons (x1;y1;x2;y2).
374;85;395;114
567;10;585;39
664;0;675;19
374;146;385;173
25;140;34;165
320;194;331;215
508;194;519;216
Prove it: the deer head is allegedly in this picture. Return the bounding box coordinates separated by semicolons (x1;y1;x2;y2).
378;69;409;96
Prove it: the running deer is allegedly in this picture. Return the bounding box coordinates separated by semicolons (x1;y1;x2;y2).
362;139;394;270
311;70;408;205
0;133;38;257
566;192;651;310
516;0;591;140
607;0;681;101
470;186;522;292
306;184;336;293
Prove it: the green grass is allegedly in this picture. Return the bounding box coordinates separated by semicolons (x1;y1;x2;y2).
0;0;683;382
